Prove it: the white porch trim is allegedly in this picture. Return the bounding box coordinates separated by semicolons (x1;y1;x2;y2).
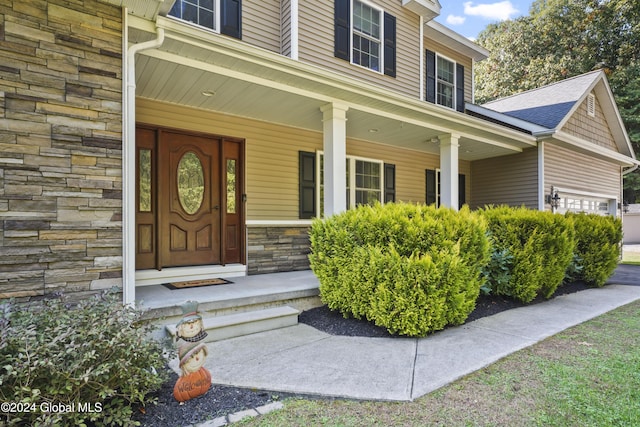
246;220;313;226
538;140;545;211
122;15;165;305
290;0;299;60
439;133;460;210
135;264;247;287
321;103;349;216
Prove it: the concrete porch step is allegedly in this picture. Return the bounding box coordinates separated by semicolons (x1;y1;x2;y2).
165;306;300;343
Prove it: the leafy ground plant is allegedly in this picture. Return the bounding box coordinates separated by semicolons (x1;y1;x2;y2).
0;289;168;427
237;300;640;427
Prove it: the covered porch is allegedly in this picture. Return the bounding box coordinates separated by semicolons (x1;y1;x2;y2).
123;15;536;305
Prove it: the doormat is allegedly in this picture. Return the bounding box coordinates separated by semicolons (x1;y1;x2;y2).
163;278;233;290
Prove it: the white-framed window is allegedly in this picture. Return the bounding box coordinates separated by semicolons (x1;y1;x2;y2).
436;55;456;109
317;152;384;216
169;0;220;32
351;0;383;73
558;194;613;216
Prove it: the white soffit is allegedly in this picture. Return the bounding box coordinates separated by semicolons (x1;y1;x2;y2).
402;0;441;21
99;0;175;20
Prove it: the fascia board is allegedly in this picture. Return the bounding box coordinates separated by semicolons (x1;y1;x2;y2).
424;21;489;61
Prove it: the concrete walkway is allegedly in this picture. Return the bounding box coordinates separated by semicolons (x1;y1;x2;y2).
176;265;640;404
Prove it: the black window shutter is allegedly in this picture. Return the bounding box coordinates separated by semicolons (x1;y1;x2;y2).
220;0;242;39
384;163;396;203
456;63;465;112
426;169;436;205
299;151;316;219
426;49;436;104
334;0;350;61
458;174;466;207
383;13;396;77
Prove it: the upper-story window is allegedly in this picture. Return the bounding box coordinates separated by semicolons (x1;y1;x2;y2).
437;56;455;109
352;0;382;72
170;0;219;31
169;0;242;40
334;0;396;77
426;49;465;113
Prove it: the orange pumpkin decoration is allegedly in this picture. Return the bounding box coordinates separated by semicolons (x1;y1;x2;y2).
173;367;212;402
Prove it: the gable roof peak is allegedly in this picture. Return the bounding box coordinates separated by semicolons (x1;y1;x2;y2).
481;70;604;129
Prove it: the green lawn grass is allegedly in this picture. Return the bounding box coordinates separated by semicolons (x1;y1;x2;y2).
239;300;640;427
622;249;640;264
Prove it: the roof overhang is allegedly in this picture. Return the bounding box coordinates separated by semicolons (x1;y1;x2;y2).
129;15;534;161
423;21;489;62
466;104;549;134
100;0;175;20
402;0;441;21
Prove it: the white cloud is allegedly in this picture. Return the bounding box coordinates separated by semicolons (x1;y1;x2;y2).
463;1;519;21
446;14;466;25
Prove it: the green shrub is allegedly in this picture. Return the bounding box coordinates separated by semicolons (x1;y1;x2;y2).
563;253;584;284
479;206;575;303
0;289;168;427
309;203;490;336
481;247;513;296
566;213;622;287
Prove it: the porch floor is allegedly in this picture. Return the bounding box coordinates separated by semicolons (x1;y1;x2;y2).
135;270;321;321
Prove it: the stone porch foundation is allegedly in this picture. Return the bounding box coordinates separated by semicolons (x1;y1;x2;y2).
247;225;311;275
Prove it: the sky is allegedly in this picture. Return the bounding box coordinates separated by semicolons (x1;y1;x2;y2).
435;1;534;40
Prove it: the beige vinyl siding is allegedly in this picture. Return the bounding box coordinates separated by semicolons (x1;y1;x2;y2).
136;98;470;220
136;98;321;220
298;0;421;99
544;143;620;197
243;0;281;53
425;38;474;103
470;148;539;209
281;0;292;56
562;95;618;151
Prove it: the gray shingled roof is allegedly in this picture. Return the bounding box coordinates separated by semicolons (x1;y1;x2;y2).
481;71;602;129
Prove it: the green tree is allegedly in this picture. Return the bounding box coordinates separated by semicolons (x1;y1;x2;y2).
609;62;640;202
475;0;640;201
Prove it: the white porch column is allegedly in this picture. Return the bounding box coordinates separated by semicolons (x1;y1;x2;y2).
321;103;349;216
439;133;460;210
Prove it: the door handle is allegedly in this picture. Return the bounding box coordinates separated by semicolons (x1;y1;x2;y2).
213;205;220;210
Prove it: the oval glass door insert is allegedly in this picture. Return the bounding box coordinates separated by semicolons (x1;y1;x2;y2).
177;151;204;215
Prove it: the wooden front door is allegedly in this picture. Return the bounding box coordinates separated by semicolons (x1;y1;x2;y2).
135;125;244;270
160;131;220;267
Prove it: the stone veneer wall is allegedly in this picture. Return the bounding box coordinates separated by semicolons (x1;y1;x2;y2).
0;0;123;300
247;225;311;274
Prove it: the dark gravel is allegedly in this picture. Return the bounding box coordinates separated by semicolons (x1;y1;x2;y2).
132;279;595;426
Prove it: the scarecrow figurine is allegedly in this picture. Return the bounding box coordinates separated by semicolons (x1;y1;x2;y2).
175;300;208;342
173;301;212;402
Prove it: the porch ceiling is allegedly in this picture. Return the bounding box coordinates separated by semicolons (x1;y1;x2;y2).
131;17;535;161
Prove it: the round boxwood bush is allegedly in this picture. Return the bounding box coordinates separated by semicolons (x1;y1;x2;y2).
309;203;490;337
479;206;575;303
566;212;622;287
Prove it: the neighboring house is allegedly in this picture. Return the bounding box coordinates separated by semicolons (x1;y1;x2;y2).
0;0;637;304
624;204;640;244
